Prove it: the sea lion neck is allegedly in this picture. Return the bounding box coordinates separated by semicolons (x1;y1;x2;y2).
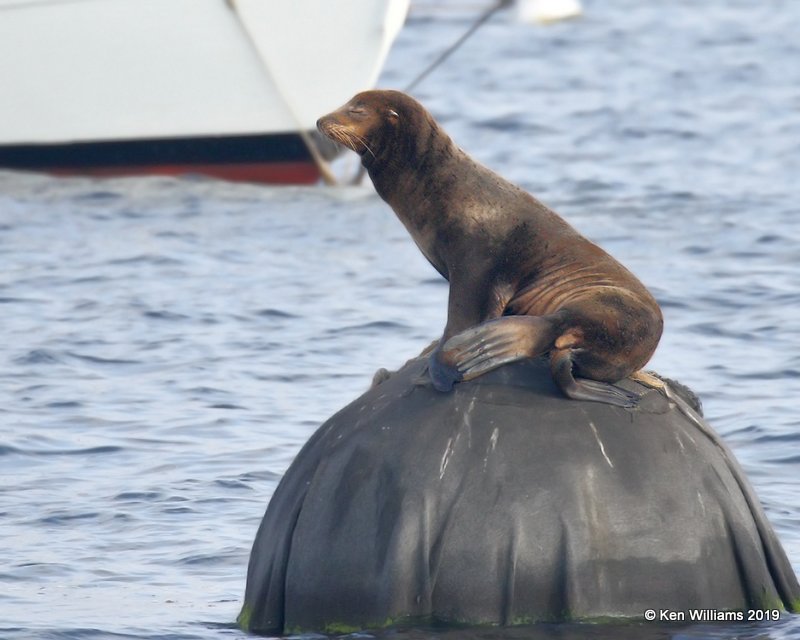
366;112;460;224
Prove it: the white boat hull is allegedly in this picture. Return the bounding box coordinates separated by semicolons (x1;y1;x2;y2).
0;0;408;183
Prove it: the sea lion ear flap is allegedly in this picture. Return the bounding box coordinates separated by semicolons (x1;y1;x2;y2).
387;108;400;122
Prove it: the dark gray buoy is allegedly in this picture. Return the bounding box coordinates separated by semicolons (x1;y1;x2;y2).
239;357;800;635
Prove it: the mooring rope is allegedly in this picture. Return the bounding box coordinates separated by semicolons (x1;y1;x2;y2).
349;0;511;185
404;0;513;93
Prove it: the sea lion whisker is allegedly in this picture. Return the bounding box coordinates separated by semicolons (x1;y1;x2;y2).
327;126;353;150
321;124;347;148
349;132;376;159
324;125;375;159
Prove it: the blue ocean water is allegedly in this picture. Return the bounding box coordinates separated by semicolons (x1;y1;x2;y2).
1;0;799;638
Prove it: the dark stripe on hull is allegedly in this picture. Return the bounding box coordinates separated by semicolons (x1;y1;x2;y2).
0;132;330;184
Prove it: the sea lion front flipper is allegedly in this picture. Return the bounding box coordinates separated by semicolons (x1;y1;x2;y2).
442;316;557;380
550;348;640;408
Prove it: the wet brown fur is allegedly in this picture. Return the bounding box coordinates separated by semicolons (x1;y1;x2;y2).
317;90;663;404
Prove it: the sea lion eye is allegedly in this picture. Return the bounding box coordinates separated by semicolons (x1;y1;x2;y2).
349;106;366;115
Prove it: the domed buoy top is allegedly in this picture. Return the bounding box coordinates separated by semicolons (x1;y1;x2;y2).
240;357;800;635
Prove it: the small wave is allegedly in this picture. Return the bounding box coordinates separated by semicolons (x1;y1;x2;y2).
56;445;124;456
38;511;100;525
238;470;282;483
619;126;700;141
731;369;800;381
214;479;253;491
142;310;191;321
10;562;76;578
163;507;195;515
8;627;176;639
420;277;447;286
755;432;800;445
2;445;124;458
65;352;140;366
107;254;182;267
177;547;241;566
767;454;800;465
185;385;231;396
69;275;111;285
682;245;713;255
327;320;409;335
45;401;83;409
571;178;617;193
0;573;27;583
570;105;618;119
657;298;691;310
254;308;299;319
0;296;47;304
0;445;23;456
249;372;314;382
72;190;121;202
476;115;554;134
686;322;753;340
14;349;63;365
113;491;163;502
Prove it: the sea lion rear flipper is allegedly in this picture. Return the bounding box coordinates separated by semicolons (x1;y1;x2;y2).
428;353;462;392
551;348;640;408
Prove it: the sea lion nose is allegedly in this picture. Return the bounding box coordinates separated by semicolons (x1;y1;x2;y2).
316;115;333;132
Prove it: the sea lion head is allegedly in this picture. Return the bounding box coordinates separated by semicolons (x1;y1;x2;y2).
316;90;441;170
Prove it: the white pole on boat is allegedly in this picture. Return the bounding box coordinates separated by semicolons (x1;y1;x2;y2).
226;0;339;186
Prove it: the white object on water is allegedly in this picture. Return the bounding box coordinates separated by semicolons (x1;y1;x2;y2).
0;0;409;143
516;0;582;24
0;0;408;183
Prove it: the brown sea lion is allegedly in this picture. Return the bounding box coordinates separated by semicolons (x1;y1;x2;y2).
316;90;663;407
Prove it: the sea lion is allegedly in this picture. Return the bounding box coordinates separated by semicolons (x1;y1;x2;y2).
316;90;663;407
